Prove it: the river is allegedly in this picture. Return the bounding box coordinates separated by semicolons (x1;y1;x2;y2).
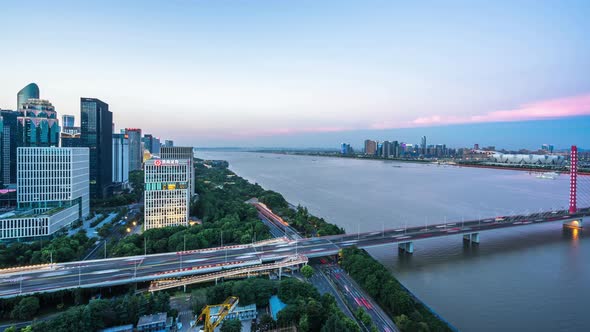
197;151;589;332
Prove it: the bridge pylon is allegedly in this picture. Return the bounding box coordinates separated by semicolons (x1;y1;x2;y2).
569;145;578;214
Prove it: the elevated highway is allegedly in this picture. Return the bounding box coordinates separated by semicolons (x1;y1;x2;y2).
0;208;587;298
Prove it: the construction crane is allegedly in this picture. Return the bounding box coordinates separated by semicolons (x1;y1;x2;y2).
197;296;239;332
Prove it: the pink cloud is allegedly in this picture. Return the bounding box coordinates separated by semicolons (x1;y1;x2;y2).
398;93;590;128
231;126;351;138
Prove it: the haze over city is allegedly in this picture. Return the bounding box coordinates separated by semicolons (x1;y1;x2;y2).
1;0;589;148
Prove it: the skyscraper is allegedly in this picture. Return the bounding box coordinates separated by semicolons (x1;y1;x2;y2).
16;83;39;110
164;140;174;147
18;99;60;147
112;133;130;184
81;98;113;198
125;128;143;171
62;114;75;128
364;140;377;155
0;110;18;186
421;136;427;155
382;141;391;158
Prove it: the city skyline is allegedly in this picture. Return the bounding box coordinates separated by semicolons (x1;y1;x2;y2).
1;1;589;148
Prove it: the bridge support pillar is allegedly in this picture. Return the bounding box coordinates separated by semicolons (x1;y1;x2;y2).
278;267;282;280
563;218;583;229
398;242;414;254
463;233;480;245
215;278;218;285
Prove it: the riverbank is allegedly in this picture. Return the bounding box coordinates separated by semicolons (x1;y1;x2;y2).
250;150;590;174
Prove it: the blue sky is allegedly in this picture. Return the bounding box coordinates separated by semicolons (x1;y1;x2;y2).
0;0;589;149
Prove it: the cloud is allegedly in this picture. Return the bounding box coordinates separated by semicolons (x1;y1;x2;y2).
395;93;590;128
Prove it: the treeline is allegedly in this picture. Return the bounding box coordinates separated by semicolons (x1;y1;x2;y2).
194;162;344;237
341;247;453;332
0;232;94;268
191;277;358;332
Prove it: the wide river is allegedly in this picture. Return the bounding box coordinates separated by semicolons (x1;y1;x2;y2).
198;151;589;332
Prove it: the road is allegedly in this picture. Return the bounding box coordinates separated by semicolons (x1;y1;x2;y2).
321;264;398;332
308;264;356;322
0;208;586;297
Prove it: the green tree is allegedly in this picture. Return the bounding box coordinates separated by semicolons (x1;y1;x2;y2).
3;326;16;332
220;318;241;332
11;297;40;320
301;265;314;279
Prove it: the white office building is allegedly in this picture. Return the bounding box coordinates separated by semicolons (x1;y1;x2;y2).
113;133;130;184
144;158;190;230
160;146;194;197
0;147;89;240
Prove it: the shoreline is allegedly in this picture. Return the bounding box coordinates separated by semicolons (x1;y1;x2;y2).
248;150;590;175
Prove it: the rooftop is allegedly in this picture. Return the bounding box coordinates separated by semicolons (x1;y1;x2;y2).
137;312;167;327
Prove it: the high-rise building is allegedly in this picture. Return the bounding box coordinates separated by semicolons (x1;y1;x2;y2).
142;134;154;153
62;115;75;128
16;83;39;110
160;146;194;197
151;137;161;155
164;140;174;147
382;141;391;158
421;136;427;155
112;133;130;184
0;147;89;240
81;98;113;198
125;128;143;171
18;99;60;147
0;110;18;186
364;140;377;155
392;141;400;158
144;158;190;230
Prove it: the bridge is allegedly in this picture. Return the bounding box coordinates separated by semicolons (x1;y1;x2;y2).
0;146;587;298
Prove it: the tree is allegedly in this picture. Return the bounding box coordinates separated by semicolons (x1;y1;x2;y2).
220;318;241;332
11;297;40;320
3;326;16;332
301;265;314;279
258;313;276;331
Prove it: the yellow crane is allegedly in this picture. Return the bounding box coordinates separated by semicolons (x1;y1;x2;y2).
197;296;239;332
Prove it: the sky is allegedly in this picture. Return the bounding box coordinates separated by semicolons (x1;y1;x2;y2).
0;0;589;149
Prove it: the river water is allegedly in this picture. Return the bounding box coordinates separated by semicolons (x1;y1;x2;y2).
197;151;589;332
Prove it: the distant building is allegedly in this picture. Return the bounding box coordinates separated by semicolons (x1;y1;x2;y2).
164;140;174;147
391;140;400;158
81;98;113;198
0;147;89;241
420;136;427;155
125;128;143;171
382;140;391;158
112;133;130;185
60;131;82;147
364;140;377;155
16;83;39;110
142;134;160;155
541;144;554;153
144;158;190;230
489;153;565;165
340;143;353;155
62;114;75;128
160;146;195;197
18;99;60;147
474;143;479;150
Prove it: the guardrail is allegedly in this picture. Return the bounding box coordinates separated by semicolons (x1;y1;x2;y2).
149;255;308;292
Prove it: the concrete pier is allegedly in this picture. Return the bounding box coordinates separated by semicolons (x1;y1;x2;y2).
398;242;414;254
463;233;480;245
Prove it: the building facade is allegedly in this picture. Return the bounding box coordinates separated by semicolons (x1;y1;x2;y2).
144;158;190;230
0;110;18;186
0;147;89;240
62;114;75;128
16;83;39;110
364;140;377;155
18;99;60;147
112;133;130;184
160;146;194;197
81;98;113;198
125;128;142;171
